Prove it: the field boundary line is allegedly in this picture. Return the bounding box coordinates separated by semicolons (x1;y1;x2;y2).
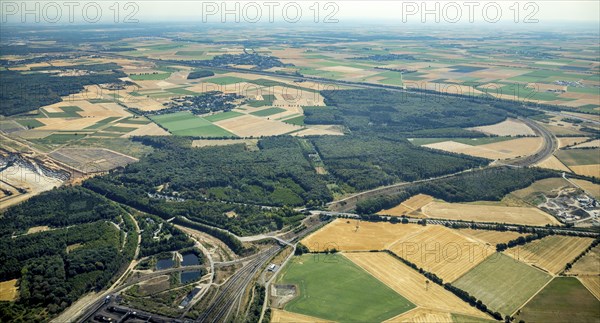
575;276;600;302
510;276;555;317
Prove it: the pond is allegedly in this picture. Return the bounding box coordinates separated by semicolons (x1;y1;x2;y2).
156;257;174;270
181;271;202;284
181;253;200;266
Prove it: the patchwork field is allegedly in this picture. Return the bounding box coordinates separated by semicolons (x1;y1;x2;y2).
555;149;600;177
468;118;536;136
514;277;600;323
579;276;600;301
453;253;552;316
149;111;237;137
49;148;138;173
421;201;561;226
277;254;415;322
387;225;493;282
0;279;18;301
300;219;428;252
504;235;594;274
344;252;489;318
377;194;433;217
536;155;572;172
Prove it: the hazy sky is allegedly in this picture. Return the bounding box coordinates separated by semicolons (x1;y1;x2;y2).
1;1;599;25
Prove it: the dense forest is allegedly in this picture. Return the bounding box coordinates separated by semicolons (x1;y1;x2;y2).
0;64;126;116
311;135;487;190
0;188;137;321
305;89;533;138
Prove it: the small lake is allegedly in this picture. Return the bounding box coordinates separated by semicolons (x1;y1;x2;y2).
181;271;202;284
156;257;174;270
181;253;200;266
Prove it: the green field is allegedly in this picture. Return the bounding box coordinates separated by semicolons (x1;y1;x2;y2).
515;277;600;323
453;253;552;316
409;137;514;146
129;73;171;80
250;107;286;117
277;254;415;322
84;116;123;129
41;106;83;118
205;76;249;85
167;87;199;95
150;112;236;137
282;115;305;126
556;149;599;166
16;119;45;128
203;111;243;122
119;118;151;125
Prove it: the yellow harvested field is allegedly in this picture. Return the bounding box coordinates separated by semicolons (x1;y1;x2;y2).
569;245;600;276
270;309;333;323
423;137;543;160
388;225;493;282
535;155;572;172
468;118;535;136
579;276;600;301
345;252;489;318
456;229;526;246
570;164;600;178
385;308;452;323
215;114;302;137
558;137;590;148
378;194;433;217
570;179;600;199
124;98;167;111
26;226;50;234
504;235;594;274
421;201;561;226
300;219;427;252
293;125;344;137
0;279;18;301
572;139;600;148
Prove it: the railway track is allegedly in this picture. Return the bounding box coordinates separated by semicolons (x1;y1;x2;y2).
196;246;280;323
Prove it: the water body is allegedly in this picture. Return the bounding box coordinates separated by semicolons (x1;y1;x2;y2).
181;271;202;284
181;253;200;266
156;257;174;270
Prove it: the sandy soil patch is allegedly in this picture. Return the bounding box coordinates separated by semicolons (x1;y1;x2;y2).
377;194;433;217
423;137;543;160
468;118;535;136
346;252;489;318
0;165;63;210
504;235;594;274
387;225;493;283
301;219;428;252
570;164;600;178
26;226;50;234
421;201;561;226
0;279;19;301
215;114;301;137
270;309;333;323
293;125;344;137
536;155;572;172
